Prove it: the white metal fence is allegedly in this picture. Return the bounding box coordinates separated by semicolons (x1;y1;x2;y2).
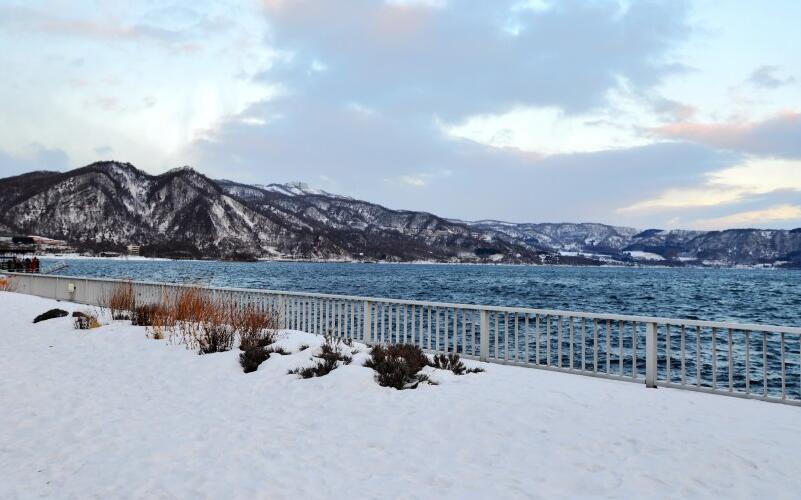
6;272;801;406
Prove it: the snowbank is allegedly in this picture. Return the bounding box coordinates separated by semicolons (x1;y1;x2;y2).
1;291;799;499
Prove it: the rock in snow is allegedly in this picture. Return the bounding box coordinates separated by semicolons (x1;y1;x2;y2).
1;290;800;499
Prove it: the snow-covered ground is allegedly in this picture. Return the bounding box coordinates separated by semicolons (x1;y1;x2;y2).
1;291;800;499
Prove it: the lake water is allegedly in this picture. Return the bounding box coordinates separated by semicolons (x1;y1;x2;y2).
44;259;801;327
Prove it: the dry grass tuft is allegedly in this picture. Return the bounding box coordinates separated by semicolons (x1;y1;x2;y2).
236;304;279;351
138;287;280;355
0;276;16;292
96;284;280;354
132;304;160;326
169;287;213;323
101;282;136;320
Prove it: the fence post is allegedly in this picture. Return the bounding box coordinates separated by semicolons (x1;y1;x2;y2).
279;294;287;329
363;300;372;343
480;309;489;362
646;322;657;388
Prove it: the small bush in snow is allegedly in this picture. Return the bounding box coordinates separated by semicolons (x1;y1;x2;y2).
298;344;309;352
289;336;352;379
198;318;237;355
73;312;101;330
240;347;270;373
240;342;291;373
364;344;432;390
265;345;290;356
429;353;485;375
319;336;352;363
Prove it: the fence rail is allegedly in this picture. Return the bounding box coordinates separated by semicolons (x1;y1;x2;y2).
6;272;801;406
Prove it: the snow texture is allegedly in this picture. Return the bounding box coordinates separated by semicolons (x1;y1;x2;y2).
1;291;800;499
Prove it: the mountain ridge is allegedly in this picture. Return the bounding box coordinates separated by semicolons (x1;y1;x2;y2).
1;162;800;267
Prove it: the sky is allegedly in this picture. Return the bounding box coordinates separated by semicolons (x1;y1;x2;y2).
0;0;799;230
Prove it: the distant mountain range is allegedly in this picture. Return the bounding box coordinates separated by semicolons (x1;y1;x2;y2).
1;161;799;267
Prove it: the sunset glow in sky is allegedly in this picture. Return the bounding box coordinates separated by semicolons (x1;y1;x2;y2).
1;0;799;229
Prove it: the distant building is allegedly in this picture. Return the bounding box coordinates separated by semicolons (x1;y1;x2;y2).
127;245;141;256
0;234;74;256
29;235;72;253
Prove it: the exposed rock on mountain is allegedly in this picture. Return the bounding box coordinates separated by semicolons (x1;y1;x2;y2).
0;162;544;262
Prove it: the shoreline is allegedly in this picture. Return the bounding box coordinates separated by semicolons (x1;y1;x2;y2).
29;253;791;271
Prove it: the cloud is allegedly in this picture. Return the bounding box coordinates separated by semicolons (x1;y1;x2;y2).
190;91;737;223
622;158;801;211
692;204;801;230
386;169;453;188
188;0;700;225
652;112;801;159
620;158;801;229
747;65;796;89
257;0;691;119
0;3;234;51
0;144;70;178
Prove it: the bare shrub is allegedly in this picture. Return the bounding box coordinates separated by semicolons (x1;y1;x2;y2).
288;363;330;379
197;305;236;355
265;345;290;356
240;347;270;373
239;344;290;374
364;344;432;390
103;286;282;353
428;353;482;375
132;304;160;326
167;288;214;349
145;306;174;340
298;344;309;352
164;288;239;353
289;335;352;379
318;335;352;365
0;276;16;292
101;282;136;320
235;304;278;351
73;311;100;330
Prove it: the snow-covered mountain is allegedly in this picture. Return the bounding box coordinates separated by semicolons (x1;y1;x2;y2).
1;162;799;266
465;221;801;266
0;162;544;262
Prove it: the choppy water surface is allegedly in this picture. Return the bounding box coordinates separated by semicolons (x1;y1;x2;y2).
46;259;801;326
